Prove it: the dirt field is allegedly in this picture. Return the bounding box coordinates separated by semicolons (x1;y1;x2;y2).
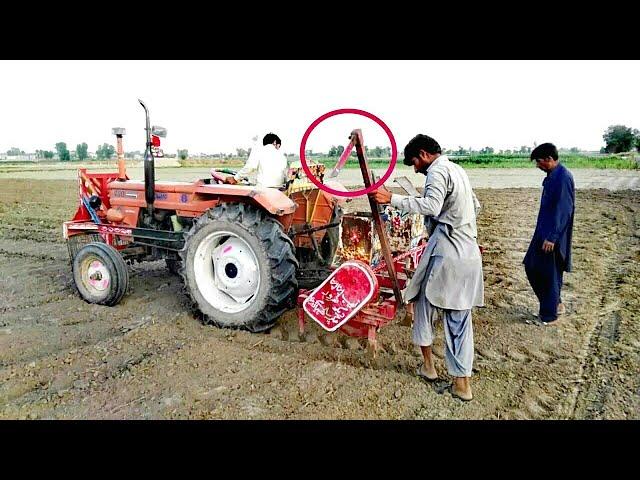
1;175;639;419
2;164;639;190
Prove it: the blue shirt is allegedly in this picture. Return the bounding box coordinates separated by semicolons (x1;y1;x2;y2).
525;163;575;271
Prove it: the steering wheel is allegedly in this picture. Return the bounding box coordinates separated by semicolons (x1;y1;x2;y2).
211;168;247;185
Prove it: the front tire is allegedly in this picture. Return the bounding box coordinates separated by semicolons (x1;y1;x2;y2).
180;203;298;332
72;242;129;306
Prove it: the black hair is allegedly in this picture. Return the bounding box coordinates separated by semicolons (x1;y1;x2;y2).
530;143;558;161
403;134;442;166
263;133;281;146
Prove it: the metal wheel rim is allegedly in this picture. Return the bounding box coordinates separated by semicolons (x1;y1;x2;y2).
193;230;261;314
80;255;111;295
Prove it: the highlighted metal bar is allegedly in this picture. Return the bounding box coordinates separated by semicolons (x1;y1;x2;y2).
328;140;355;178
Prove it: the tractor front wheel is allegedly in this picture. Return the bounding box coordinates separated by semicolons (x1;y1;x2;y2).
179;203;298;332
72;242;129;306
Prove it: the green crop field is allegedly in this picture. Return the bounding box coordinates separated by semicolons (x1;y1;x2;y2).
312;153;639;170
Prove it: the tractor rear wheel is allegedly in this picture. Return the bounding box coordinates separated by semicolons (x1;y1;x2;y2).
72;242;129;306
165;258;182;274
179;203;298;332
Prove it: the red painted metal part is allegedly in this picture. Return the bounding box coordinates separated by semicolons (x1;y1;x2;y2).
328;139;355;178
295;239;485;352
69;169;123;224
302;260;379;332
297;242;428;349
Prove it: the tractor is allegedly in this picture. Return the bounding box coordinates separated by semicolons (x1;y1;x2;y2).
63;100;346;332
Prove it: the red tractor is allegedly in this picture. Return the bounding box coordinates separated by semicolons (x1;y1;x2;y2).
64;100;344;332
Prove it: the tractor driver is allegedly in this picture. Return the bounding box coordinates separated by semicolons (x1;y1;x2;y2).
224;133;289;189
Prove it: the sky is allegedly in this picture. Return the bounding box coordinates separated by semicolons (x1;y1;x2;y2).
1;60;638;156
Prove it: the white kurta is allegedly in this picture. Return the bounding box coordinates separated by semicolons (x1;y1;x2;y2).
391;155;484;310
234;144;289;189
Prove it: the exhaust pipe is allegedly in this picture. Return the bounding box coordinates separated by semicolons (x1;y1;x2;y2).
112;127;127;181
138;99;155;216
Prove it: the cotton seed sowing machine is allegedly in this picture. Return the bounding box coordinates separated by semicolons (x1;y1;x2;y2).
297;129;429;353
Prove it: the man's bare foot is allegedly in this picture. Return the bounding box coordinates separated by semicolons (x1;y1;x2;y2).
417;364;438;381
418;346;438;381
557;303;566;315
452;377;473;401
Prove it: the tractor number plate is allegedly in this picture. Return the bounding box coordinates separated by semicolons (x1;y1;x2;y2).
303;260;379;332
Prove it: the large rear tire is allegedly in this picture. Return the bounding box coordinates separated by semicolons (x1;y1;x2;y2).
179;203;298;332
72;242;129;306
165;258;182;275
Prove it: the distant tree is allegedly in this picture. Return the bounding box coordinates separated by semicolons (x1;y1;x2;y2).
7;147;25;156
636;136;640;152
177;149;189;160
456;146;468;155
519;145;531;154
76;142;88;161
43;150;54;159
337;145;345;156
569;147;580;153
328;145;338;157
603;125;638;153
236;148;248;157
96;143;115;160
371;146;384;157
55;142;70;161
480;146;494;154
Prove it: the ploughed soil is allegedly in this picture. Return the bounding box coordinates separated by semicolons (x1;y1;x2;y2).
1;178;639;419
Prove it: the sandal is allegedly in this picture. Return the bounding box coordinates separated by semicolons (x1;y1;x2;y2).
450;385;473;402
416;366;438;382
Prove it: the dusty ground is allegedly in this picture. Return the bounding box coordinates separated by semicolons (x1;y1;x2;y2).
1;175;639;419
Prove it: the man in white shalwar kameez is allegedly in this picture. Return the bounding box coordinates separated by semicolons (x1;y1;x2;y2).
370;134;484;401
224;133;289;189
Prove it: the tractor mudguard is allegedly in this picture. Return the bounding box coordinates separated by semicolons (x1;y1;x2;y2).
194;184;297;216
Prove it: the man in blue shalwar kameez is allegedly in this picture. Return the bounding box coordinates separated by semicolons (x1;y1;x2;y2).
523;143;575;326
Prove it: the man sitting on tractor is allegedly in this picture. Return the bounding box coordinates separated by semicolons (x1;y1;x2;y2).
224;133;289;189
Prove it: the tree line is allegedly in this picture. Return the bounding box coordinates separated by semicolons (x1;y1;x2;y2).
7;124;640;161
26;143;116;161
321;124;640;157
